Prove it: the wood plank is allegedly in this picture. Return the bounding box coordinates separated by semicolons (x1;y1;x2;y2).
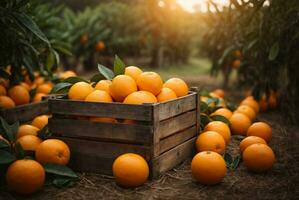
156;110;197;140
151;137;196;178
190;87;201;133
49;118;153;144
55;137;151;175
49;99;153;121
0;101;49;123
157;126;197;156
156;92;196;121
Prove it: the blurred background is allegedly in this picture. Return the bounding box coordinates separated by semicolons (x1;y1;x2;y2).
1;0;298;122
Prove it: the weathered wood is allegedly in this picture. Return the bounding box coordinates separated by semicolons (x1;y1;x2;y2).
50;118;153;144
151;137;196;178
190;87;201;133
49;99;153;121
157;126;197;155
156;92;196;121
0;101;49;123
156;110;197;140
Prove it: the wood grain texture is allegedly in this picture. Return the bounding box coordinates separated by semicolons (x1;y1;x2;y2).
49;99;153;121
151;137;196;178
50;118;153;144
0;101;49;123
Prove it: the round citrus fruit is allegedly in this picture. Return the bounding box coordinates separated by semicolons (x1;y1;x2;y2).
85;90;113;103
125;66;143;81
94;80;112;94
239;136;267;153
112;153;149;188
191;151;226;185
229;113;251;135
195;131;226;154
6;159;45;194
16;135;42;151
60;71;77;79
243;143;275;172
32;115;49;129
34;77;45;86
110;75;137;102
32;93;46;103
36;83;52;94
163;78;188;97
123;91;157;104
259;94;268;112
8;85;30;105
232;59;241;69
17;125;40;139
68;82;94;100
268;93;278;109
0;85;7;96
137;72;163;95
235;105;256;121
156;87;177;102
35;139;70;165
0;96;16;109
211;108;233;120
204;121;231;144
209;92;220;98
240;96;259;113
247;122;272;142
213;89;225;98
94;41;105;51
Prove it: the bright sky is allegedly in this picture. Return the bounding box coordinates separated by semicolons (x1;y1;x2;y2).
176;0;230;12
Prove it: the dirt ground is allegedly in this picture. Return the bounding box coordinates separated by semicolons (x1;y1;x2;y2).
1;77;298;200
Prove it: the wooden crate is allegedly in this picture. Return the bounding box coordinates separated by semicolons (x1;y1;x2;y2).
48;89;200;178
0;100;49;124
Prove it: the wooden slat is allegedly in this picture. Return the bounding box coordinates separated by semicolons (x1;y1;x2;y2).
55;137;151;175
157;126;197;156
156;110;197;140
0;101;49;123
190;87;201;133
50;118;153;144
49;99;153;121
156;92;196;121
151;137;196;178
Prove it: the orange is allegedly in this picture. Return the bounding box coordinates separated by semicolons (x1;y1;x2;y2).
8;85;30;105
233;50;242;59
32;93;46;103
94;80;112;94
195;131;226;154
191;151;226;185
60;70;77;79
239;136;267;153
123;91;157;104
90;117;117;123
211;108;233;120
204;121;231;144
34;77;45;86
17;125;40;139
247;122;272;142
213;89;225;98
85;90;113;103
109;75;137;102
229;113;251;135
235;105;256;121
16;135;42;151
20;82;31;91
240;96;260;113
232;59;241;69
243;144;275;172
0;96;16;109
32;115;49;129
137;72;163;95
0;84;7;95
6;159;45;194
259;94;268;111
268;92;278;109
163;78;188;97
94;41;105;51
68;81;94;100
35;139;70;165
156;87;177;102
125;66;143;81
209;92;220;98
112;153;149;188
36;83;52;94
